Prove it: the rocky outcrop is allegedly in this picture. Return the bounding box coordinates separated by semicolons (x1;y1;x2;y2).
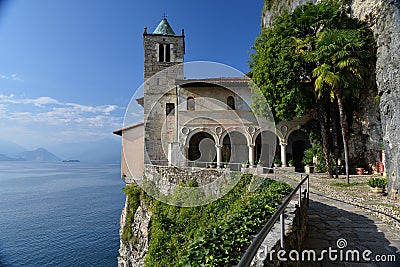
343;0;399;197
374;0;400;198
118;198;152;267
262;0;317;28
263;0;400;197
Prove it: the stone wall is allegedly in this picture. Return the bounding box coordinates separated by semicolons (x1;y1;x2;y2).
251;197;309;266
142;164;235;198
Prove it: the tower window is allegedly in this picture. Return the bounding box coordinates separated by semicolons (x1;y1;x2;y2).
158;43;171;62
166;103;175;115
158;44;164;62
166;44;171;62
227;96;235;110
187;97;195;111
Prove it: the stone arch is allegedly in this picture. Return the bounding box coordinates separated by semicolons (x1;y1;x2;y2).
219;127;251;147
284;125;302;144
186;130;217;163
287;129;311;172
252;128;282;146
185;127;218;147
221;130;249;165
253;130;279;167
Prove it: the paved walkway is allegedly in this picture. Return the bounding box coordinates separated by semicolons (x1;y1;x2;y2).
301;191;400;266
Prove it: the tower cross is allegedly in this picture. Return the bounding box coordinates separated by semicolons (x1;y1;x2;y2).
162;12;167;19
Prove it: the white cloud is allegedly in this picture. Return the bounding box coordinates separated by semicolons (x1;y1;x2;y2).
0;73;23;82
0;94;124;146
0;94;59;106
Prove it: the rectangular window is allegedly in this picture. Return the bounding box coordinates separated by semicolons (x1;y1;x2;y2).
166;103;175;116
158;44;164;62
166;44;171;62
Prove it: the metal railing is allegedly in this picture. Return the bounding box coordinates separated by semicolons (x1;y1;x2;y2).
237;168;309;267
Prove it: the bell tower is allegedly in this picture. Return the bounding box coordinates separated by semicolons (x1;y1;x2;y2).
143;17;185;163
143;17;185;80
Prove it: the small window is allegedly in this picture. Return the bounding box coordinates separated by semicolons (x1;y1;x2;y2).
166;103;175;115
187;97;195;111
158;44;164;62
158;43;171;62
165;44;171;62
227;96;235;110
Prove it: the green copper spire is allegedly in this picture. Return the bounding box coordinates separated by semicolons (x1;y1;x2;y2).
153;18;176;35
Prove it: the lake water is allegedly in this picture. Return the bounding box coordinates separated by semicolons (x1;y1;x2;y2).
0;162;126;267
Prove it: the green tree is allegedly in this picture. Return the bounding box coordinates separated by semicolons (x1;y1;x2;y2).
250;1;342;177
310;28;373;182
250;0;374;179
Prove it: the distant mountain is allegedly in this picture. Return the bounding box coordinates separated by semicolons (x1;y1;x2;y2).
21;148;61;162
0;140;26;158
0;138;121;163
48;138;121;163
0;153;24;161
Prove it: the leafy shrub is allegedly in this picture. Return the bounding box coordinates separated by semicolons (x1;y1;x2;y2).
367;177;387;188
302;147;314;165
303;142;334;172
139;174;293;266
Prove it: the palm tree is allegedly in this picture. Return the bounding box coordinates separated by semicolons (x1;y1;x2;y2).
311;28;371;183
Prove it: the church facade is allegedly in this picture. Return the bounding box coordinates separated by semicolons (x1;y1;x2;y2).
114;18;310;179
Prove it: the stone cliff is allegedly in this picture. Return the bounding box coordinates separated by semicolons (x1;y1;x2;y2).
374;0;400;198
118;198;151;267
263;0;400;197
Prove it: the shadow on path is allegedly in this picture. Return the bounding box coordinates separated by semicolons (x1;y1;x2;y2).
301;192;400;267
312;191;400;227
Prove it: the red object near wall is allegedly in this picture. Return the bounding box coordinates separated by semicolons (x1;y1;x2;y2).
376;162;384;174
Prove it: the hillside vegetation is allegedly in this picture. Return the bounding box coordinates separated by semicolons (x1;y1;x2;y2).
123;174;293;266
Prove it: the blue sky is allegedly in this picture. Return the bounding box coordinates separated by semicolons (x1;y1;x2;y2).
0;0;263;149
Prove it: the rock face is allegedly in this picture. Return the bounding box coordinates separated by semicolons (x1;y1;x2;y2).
373;0;400;197
118;198;152;267
262;0;317;28
263;0;400;197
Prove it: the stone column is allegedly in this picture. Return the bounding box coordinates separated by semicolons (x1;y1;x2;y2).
280;142;287;167
185;145;189;166
168;143;173;166
216;145;222;168
249;144;255;167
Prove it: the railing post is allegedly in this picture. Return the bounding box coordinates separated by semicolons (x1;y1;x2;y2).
280;212;285;250
298;184;302;206
307;175;310;207
298;183;302;229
